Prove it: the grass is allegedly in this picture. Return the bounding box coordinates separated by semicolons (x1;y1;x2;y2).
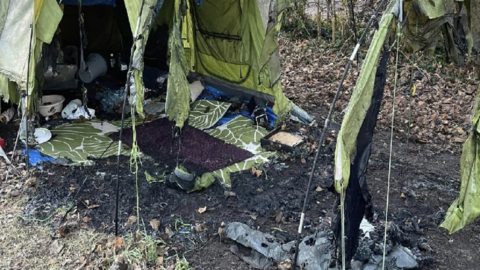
0;172;193;270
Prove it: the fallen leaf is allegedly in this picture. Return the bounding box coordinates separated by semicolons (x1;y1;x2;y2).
198;206;207;214
124;216;136;227
251;167;257;175
113;236;123;248
150;219;160;231
84;199;90;205
58;226;68;237
49;240;64;255
255;170;263;177
315;186;323;192
82;216;91;223
165;226;174;238
218;227;225;235
156;257;164;266
278;259;292;270
88;204;100;209
400;193;406;198
275;210;283;223
195;224;207;232
250;214;258;220
301;158;306;164
69;186;76;193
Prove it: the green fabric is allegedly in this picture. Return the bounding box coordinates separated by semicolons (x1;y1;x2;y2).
415;0;454;19
192;0;291;122
239;0;264;74
165;0;190;128
125;0;163;119
441;85;480;234
35;0;62;44
206;116;274;186
188;100;231;130
37;120;129;165
334;6;395;194
145;170;165;183
0;73;19;104
190;172;216;192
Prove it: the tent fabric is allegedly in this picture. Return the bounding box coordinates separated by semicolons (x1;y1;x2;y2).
0;1;10;34
0;0;34;86
124;0;164;118
61;0;117;6
191;0;292;126
402;0;480;65
441;84;480;234
334;50;390;266
0;0;62;106
165;0;190;128
334;2;395;194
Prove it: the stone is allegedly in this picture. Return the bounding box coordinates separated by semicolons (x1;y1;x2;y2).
389;246;418;269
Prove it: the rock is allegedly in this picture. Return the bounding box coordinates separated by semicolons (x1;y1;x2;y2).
24;177;36;188
363;263;380;270
354;238;373;261
389;246;418;269
350;260;363;270
9;189;20;197
49;240;64;255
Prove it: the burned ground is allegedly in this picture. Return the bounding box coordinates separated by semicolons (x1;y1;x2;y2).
1;34;480;269
7;123;477;269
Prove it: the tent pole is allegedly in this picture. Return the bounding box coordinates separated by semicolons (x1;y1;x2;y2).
24;23;34;172
291;0;388;268
114;0;147;237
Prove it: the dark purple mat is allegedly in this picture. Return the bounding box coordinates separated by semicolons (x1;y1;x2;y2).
110;118;253;174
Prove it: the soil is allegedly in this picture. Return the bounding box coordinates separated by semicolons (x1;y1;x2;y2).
9;118;477;269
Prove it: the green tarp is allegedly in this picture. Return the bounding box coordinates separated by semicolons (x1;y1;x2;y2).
334;3;395;193
441;85;480;234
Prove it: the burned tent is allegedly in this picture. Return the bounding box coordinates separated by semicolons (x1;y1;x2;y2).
0;0;306;190
0;0;292;122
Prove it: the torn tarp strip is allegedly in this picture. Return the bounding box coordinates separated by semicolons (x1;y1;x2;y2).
335;50;390;265
61;0;117;6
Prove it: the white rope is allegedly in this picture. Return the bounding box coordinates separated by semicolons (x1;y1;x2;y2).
381;23;402;270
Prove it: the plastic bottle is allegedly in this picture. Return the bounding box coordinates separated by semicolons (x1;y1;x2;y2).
61;99;82;118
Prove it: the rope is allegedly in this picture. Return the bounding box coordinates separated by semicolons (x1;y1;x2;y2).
129;105;141;228
381;21;402;270
18;203;73;223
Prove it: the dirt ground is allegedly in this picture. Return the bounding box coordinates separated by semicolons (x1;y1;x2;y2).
2;121;479;269
1;21;480;270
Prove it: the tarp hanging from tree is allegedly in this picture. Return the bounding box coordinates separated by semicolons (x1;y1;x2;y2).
441;84;480;234
334;2;395;194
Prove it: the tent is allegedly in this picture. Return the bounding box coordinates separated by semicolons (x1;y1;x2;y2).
0;0;303;190
0;0;292;126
